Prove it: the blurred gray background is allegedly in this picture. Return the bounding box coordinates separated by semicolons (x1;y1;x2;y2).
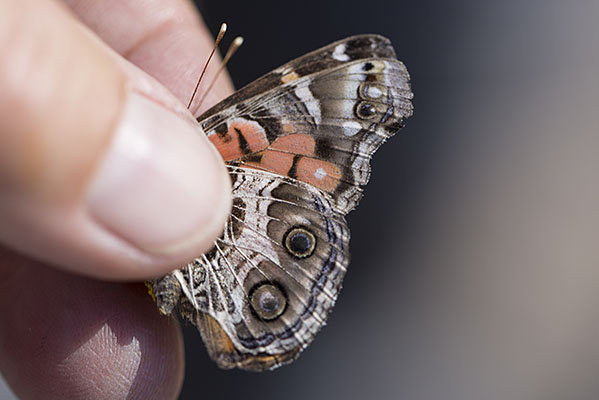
2;0;597;399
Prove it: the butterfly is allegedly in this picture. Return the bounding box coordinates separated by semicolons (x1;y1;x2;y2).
149;34;413;371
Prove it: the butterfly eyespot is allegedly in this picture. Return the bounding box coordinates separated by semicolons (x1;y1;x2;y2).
359;82;386;100
356;102;378;119
250;283;287;320
284;227;316;258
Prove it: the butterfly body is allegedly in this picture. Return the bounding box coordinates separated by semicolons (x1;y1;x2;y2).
150;34;413;371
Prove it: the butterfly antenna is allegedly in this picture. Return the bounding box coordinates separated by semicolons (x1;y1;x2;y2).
186;22;228;110
195;36;244;111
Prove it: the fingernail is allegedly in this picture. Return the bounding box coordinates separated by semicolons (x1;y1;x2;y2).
87;92;230;255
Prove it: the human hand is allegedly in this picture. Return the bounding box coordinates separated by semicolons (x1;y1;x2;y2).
0;0;233;398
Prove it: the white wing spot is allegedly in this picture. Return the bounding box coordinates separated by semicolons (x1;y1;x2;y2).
342;120;363;136
294;85;321;124
367;86;383;99
314;167;327;180
332;44;350;62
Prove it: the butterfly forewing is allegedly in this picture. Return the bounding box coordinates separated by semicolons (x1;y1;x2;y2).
199;35;412;214
198;34;398;121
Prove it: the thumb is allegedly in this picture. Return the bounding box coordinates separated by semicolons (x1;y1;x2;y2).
0;0;231;280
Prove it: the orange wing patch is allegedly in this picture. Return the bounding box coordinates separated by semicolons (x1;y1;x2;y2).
250;150;295;176
270;134;315;155
209;122;341;192
208;118;269;162
294;157;342;192
246;133;317;176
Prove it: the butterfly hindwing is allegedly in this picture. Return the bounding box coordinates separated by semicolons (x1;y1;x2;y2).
165;167;349;370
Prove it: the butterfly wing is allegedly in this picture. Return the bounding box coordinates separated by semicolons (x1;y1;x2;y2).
199;34;413;213
182;167;349;370
150;34;413;370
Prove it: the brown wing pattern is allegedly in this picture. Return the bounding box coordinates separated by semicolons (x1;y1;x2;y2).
199;36;412;213
151;35;413;370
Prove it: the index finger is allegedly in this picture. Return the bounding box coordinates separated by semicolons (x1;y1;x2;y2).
64;0;234;113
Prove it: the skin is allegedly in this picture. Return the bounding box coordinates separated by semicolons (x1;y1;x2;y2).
0;0;233;398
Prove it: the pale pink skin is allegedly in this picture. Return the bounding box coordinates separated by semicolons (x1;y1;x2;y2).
0;0;234;398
